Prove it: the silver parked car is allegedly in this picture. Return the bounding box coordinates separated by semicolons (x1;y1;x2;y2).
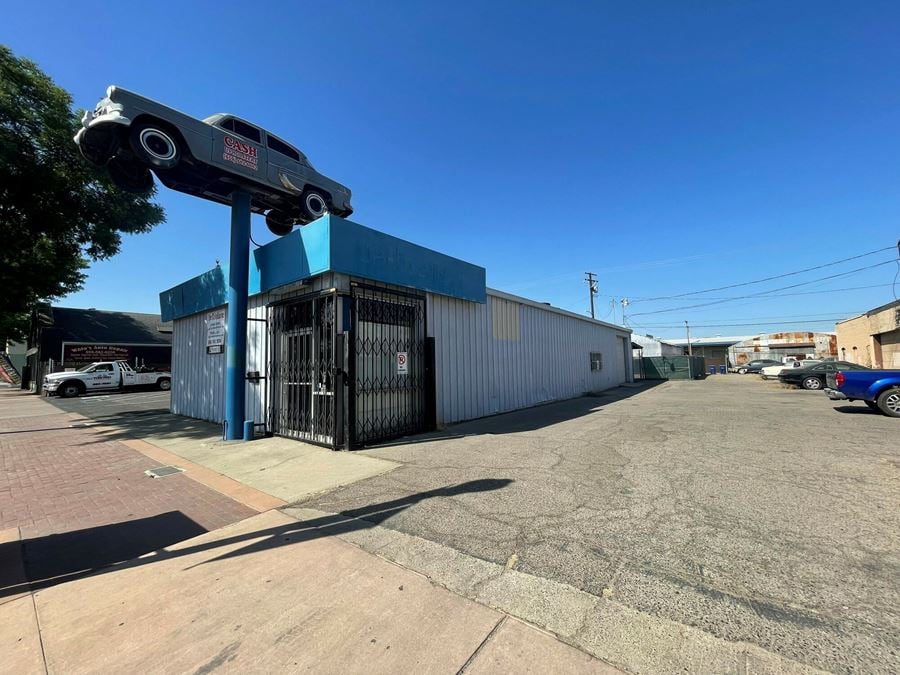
75;86;353;234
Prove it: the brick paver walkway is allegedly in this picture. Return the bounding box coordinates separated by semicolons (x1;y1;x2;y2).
0;388;255;588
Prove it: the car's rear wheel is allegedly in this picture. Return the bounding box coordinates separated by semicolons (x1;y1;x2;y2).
107;157;155;193
876;387;900;417
158;378;171;391
130;121;181;169
301;190;329;222
801;376;823;390
266;210;294;236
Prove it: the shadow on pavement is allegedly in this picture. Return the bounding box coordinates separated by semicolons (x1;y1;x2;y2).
370;382;664;448
832;405;882;415
0;479;512;597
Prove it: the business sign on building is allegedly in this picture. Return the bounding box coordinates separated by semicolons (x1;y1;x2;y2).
63;344;132;363
207;309;226;355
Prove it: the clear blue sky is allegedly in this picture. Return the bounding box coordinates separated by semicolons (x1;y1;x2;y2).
6;1;899;338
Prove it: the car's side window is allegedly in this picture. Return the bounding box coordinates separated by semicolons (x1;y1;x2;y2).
231;119;261;143
266;134;300;162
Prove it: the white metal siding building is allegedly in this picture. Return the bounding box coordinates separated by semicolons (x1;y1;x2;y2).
162;216;632;447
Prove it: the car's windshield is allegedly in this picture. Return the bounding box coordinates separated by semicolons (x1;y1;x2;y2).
76;363;100;372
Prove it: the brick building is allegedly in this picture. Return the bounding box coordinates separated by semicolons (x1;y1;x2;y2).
835;299;900;368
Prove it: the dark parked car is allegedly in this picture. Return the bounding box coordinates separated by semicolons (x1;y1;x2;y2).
74;86;353;235
778;360;869;390
736;359;781;375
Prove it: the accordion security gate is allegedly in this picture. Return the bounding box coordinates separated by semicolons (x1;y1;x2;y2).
350;286;429;446
268;287;431;449
269;295;337;447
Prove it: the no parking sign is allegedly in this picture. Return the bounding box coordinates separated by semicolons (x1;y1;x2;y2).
396;352;408;375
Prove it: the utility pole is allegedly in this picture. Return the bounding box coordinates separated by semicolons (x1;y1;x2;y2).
685;320;693;356
621;298;630;325
585;272;598;319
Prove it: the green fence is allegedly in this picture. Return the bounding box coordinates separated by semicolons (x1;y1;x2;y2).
634;355;706;380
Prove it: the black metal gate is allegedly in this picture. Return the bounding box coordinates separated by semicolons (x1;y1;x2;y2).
269;294;338;447
350;285;428;446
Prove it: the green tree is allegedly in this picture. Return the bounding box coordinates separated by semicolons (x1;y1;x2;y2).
0;45;164;342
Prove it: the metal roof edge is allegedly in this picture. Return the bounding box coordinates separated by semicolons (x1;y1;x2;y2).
486;288;631;333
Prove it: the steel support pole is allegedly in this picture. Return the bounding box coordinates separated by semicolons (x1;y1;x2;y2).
224;190;251;440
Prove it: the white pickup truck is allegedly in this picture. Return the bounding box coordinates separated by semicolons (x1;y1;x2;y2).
42;361;171;398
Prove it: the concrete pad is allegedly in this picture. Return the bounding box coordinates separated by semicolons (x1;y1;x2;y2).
34;510;502;674
162;436;399;503
118;438;287;512
466;618;619;674
0;596;44;674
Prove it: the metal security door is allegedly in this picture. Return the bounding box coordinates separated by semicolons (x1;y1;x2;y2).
269;294;337;447
350;286;427;446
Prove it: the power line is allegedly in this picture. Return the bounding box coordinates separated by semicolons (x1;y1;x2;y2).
632;319;852;329
635;310;865;325
628;259;897;317
629;244;896;303
627;282;893;302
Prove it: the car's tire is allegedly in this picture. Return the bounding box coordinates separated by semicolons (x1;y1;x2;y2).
130;121;181;170
266;210;294;236
158;377;171;391
864;400;879;411
875;387;900;418
801;376;823;390
107;157;154;193
301;190;329;222
60;381;84;398
738;368;748;375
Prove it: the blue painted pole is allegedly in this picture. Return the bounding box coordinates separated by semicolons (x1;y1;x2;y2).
224;190;251;440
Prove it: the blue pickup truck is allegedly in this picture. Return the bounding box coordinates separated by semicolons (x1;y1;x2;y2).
826;369;900;417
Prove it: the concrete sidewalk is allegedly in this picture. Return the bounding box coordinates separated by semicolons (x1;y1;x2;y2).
10;510;617;674
2;390;619;673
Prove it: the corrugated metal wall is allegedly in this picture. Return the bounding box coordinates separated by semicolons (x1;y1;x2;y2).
427;290;632;426
171;293;272;426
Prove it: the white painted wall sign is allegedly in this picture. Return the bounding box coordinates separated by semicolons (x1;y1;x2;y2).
396;351;408;375
206;309;226;355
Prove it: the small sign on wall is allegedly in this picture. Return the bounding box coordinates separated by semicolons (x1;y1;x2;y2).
396;351;408;375
206;309;226;355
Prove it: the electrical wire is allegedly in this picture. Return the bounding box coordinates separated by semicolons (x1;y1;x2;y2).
628;319;853;329
628;259;897;317
626;282;893;302
629;244;896;303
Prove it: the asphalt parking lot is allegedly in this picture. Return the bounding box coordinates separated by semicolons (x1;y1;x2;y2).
44;389;172;419
304;376;900;674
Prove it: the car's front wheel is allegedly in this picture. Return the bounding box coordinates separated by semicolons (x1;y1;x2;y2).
738;368;748;375
60;382;83;398
801;376;823;390
130;121;181;170
876;387;900;418
158;378;171;391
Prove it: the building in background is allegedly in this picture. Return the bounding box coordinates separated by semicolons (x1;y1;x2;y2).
24;306;172;390
630;334;683;357
664;336;752;370
729;332;837;365
664;332;838;369
836;299;900;368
